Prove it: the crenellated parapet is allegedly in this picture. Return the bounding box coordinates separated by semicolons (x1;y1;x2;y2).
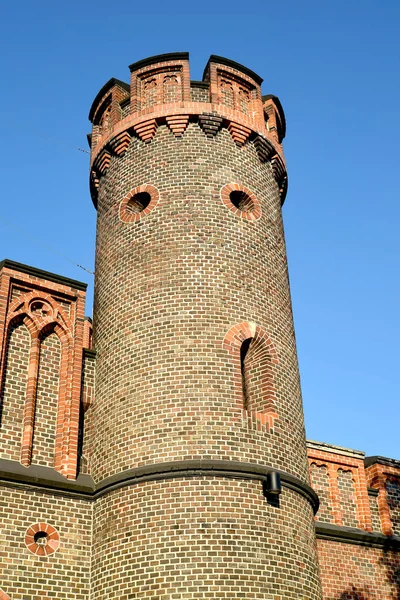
307;440;400;539
88;52;287;206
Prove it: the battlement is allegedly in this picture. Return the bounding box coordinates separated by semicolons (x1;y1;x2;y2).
88;52;287;206
307;440;400;537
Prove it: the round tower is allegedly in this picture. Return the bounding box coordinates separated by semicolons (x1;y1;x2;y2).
88;53;322;599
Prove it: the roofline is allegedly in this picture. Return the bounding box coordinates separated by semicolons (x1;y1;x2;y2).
88;78;130;122
203;55;263;86
364;455;400;469
0;259;88;291
262;94;286;139
129;52;189;73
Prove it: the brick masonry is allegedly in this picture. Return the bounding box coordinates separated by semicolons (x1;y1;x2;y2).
0;53;399;599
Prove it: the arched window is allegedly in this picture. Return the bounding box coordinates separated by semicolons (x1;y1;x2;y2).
224;321;279;430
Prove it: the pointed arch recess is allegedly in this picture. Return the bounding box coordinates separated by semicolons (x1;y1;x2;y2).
31;329;62;467
0;319;31;460
223;321;279;431
0;291;77;476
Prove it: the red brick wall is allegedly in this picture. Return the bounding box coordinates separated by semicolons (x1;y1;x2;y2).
307;444;400;599
317;540;400;599
307;443;372;531
0;262;87;479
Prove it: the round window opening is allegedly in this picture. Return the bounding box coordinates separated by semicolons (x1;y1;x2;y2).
229;190;255;213
120;184;159;223
34;531;49;546
126;192;151;214
220;183;262;221
25;523;60;556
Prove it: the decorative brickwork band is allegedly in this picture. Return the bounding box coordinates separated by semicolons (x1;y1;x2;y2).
119;184;159;223
227;122;251;146
109;131;132;156
25;523;60;556
94;149;111;175
166;115;189;137
198;113;223;138
220;183;262;221
223;321;279;430
90;169;100;189
365;458;400;536
253;134;274;162
1;293;74;474
307;443;373;532
133;119;157;142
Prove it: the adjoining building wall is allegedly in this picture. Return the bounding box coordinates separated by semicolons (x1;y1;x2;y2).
318;540;400;600
307;441;400;599
0;486;91;600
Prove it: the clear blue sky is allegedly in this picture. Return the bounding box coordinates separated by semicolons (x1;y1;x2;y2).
1;1;399;459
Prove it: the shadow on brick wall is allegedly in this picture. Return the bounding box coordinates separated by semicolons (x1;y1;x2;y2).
338;541;400;600
339;588;368;600
380;539;400;600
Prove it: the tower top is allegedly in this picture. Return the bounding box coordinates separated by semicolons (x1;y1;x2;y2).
88;53;288;207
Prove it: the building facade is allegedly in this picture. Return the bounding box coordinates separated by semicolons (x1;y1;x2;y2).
0;53;399;599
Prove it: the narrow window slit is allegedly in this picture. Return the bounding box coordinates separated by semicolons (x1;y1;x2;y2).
240;338;252;410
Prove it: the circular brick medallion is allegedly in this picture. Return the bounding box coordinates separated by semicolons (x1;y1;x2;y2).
220;182;261;221
25;523;60;556
119;184;159;223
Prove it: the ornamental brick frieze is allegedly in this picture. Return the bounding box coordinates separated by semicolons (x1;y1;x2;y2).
89;111;288;204
165;114;189;137
108;130;131;156
307;443;373;532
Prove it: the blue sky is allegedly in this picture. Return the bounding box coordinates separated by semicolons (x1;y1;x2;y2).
1;1;399;459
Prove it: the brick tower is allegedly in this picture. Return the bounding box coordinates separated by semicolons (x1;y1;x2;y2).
2;52;400;600
87;52;323;598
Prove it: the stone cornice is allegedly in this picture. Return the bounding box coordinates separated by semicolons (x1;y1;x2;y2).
3;458;400;551
316;522;400;550
0;458;317;512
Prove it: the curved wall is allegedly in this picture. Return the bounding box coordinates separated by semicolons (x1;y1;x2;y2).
92;124;306;482
89;53;322;599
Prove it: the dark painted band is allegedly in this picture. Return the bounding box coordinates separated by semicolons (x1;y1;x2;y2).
0;458;319;512
365;455;400;469
203;55;263;85
129;52;189;73
316;522;400;549
190;80;210;89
